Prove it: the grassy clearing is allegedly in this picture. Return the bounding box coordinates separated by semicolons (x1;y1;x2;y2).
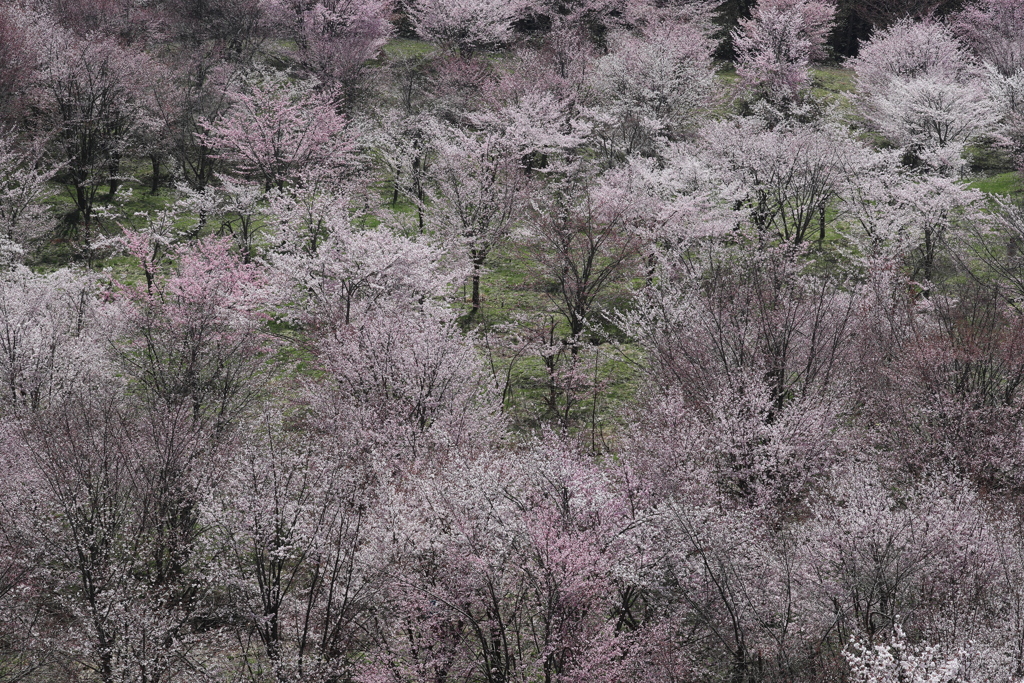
383;38;437;58
811;66;856;94
467;236;645;439
715;63;739;85
810;66;857;112
968;171;1023;197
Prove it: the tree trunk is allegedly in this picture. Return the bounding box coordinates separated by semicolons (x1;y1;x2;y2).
76;183;94;268
150;155;161;195
108;152;122;200
472;270;481;315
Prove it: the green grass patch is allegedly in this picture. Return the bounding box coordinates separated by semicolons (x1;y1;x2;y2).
383;38;437;58
810;66;857;112
811;66;856;94
715;63;739;85
968;171;1023;196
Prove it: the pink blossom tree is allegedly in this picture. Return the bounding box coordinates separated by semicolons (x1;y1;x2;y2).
845;626;961;683
113;235;272;433
199;70;351;191
621;241;856;507
652;501;805;682
422;122;532;316
866;275;1024;487
203;420;381;683
173;174;266;262
161;0;279;62
953;0;1024;172
586;18;716;161
309;302;503;459
847;0;951;29
0;6;38;126
527;170;646;344
952;0;1024;78
0;136;56;261
267;205;462;330
851;19;999;174
361;442;647;683
367;112;433;222
797;468;999;661
261;182;500;455
150;54;240;191
36;29;153;263
732;0;836;105
1;385;226;683
700;117;878;244
510;168;648;428
0;267;104;415
407;0;524;54
0;426;47;679
286;0;395;91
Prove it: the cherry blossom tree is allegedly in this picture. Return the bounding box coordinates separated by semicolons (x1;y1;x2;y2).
362;441;646;683
984;66;1024;173
286;0;395;91
151;54;239;191
700;117;878;244
424;56;499;123
0;137;56;261
732;0;836;105
587;18;716;162
798;468;999;662
952;0;1024;78
36;30;152;263
527;171;646;343
203;419;380;683
113;236;272;433
2;385;223;683
621;241;856;506
518;0;645;47
845;627;960;683
135;60;180;196
0;266;103;415
865;277;1024;487
175;174;265;262
423;123;532;316
199;70;351;191
847;0;952;29
268;204;461;330
367;112;435;229
953;0;1024;171
310;302;503;459
407;0;524;54
897;176;983;283
161;0;279;62
466;85;589;173
0;431;48;680
260;181;503;455
651;501;805;681
960;197;1024;303
0;6;38;127
851;20;999;174
511;172;647;428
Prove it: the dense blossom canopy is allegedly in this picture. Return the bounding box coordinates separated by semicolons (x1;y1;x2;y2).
1;1;1023;683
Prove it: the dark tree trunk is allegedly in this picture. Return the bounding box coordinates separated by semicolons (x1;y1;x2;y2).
150;155;161;195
